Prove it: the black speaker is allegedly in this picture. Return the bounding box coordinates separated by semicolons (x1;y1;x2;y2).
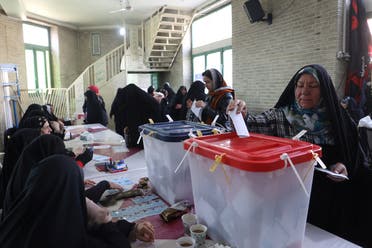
243;0;265;23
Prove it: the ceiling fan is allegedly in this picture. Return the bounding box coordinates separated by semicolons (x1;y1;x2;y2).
109;0;132;14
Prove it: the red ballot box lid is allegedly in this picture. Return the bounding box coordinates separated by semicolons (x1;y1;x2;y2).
184;132;321;172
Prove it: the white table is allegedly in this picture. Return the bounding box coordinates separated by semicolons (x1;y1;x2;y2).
64;123;128;157
131;224;361;248
64;123;126;149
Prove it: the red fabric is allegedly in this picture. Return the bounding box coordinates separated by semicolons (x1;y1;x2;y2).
76;160;84;168
345;0;371;106
88;85;99;94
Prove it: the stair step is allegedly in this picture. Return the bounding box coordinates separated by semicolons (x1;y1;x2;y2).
150;66;170;69
151;49;177;52
161;13;191;20
155;36;182;40
156;33;183;39
157;28;184;34
153;43;178;46
149;56;174;60
148;60;172;64
159;24;184;31
159;21;186;26
149;59;173;63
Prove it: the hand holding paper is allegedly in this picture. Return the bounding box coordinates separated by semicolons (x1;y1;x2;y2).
315;167;349;180
229;106;249;137
191;100;202;118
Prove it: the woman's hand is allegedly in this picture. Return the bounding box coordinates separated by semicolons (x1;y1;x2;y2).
195;100;206;108
108;181;124;191
84;179;96;187
328;163;348;182
135;221;155;242
226;99;247;116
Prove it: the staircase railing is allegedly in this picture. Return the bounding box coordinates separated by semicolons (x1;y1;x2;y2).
20;44;125;119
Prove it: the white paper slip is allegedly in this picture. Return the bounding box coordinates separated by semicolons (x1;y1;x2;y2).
191;100;202;118
315;167;349;180
92;154;110;162
93;145;111;150
229;107;249;137
165;114;173;122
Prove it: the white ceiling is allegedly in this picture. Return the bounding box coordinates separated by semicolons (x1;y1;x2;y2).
0;0;213;29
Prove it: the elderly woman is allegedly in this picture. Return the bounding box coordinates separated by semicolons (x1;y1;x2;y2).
196;68;234;128
228;64;367;245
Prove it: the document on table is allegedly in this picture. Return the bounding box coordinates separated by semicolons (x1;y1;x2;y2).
93;154;110;162
229;107;249;137
315;167;349;180
191;100;202;118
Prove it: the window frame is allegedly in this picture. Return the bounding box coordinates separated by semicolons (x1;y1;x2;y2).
191;3;232;85
192;46;232;83
23;23;53;89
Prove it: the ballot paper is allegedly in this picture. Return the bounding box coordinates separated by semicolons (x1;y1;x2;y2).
229;107;249;137
191;100;202;118
315;167;349;180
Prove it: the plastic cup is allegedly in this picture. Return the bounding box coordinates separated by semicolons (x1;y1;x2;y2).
190;224;207;247
181;213;198;236
176;236;195;248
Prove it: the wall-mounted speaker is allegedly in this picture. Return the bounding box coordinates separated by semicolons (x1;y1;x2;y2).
243;0;265;23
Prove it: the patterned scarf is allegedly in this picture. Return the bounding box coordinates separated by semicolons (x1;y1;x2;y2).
207;69;234;109
282;100;334;144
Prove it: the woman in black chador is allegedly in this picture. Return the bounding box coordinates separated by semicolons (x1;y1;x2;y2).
0;128;40;208
83;90;108;126
110;84;162;148
228;64;371;246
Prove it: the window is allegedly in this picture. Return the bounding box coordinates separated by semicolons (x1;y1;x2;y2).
191;4;232;86
23;23;52;89
192;55;205;81
192;47;232;85
192;5;232;48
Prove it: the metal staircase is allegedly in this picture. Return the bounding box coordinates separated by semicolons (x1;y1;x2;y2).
145;6;192;70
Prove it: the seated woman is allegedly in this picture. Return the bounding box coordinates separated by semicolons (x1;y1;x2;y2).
18;116;53;135
0;128;40;208
0;154;155;248
3;135;67;212
196;69;234;128
228;64;368;246
19;105;66;138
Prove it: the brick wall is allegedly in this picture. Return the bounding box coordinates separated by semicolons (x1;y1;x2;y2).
0;15;27;88
0;15;27;151
77;29;123;72
56;26;80;88
232;0;345;112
